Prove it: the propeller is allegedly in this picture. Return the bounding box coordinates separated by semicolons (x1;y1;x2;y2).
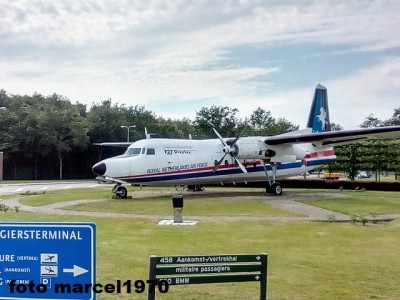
212;128;247;173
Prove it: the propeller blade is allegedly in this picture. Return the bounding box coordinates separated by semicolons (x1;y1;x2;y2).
212;128;246;173
234;157;248;173
230;134;241;147
213;153;227;172
213;128;227;146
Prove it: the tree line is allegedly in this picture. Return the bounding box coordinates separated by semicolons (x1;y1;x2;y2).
0;90;297;180
0;89;399;180
328;110;400;180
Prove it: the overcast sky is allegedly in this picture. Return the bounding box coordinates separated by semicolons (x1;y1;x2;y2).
1;0;400;129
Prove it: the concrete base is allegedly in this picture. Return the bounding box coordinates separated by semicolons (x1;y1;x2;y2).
174;208;183;223
158;220;198;226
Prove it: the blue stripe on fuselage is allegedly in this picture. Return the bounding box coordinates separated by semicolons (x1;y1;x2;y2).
118;157;336;183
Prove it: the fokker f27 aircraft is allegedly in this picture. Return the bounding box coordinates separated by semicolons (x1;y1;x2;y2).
92;84;400;198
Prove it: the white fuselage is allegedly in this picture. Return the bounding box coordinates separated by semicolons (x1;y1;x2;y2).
93;136;336;186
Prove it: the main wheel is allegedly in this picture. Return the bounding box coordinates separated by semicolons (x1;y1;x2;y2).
271;182;282;196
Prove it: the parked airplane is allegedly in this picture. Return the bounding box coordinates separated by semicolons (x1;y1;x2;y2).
92;84;400;198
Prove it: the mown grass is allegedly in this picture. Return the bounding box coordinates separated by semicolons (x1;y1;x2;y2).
67;196;301;217
1;212;399;300
17;186;301;217
15;186;400;217
299;190;400;215
3;187;400;299
18;186;112;206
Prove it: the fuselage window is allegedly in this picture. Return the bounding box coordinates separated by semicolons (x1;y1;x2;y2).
125;148;141;156
147;148;155;155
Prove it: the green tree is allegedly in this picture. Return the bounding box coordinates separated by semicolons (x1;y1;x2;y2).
86;99;128;143
194;105;240;137
248;107;275;134
269;117;299;135
0;89;7;107
333;144;360;180
175;117;197;139
330;122;344;131
36;94;89;179
0;93;45;178
153;118;185;138
246;108;298;136
123;104;157;141
0;110;22;179
360;114;384;128
385;107;400;126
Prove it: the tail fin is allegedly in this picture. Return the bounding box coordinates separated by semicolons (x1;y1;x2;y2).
307;84;331;133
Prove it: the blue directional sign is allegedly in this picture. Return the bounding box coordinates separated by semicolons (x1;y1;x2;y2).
0;222;96;300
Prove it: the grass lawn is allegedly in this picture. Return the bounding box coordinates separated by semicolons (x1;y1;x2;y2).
1;187;400;299
18;186;302;217
299;190;400;215
66;196;302;217
17;186;112;206
0;212;399;299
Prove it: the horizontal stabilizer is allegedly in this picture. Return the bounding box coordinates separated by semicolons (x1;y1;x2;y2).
265;126;400;146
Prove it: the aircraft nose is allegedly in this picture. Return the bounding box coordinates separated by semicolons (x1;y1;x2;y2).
92;162;106;176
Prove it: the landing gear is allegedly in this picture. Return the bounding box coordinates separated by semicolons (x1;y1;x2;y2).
268;182;282;196
187;184;204;192
264;162;283;196
112;184;128;199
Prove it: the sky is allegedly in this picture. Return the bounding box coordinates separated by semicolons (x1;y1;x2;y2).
1;0;400;129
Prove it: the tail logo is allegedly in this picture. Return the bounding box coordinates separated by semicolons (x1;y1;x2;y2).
307;84;331;133
316;107;327;131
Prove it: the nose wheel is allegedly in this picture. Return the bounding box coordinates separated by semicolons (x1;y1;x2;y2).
112;184;128;199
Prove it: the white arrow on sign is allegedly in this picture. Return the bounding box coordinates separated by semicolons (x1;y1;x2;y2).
63;265;88;277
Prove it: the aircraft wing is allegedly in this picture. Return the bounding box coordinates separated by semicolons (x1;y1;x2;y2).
264;126;400;146
92;142;133;147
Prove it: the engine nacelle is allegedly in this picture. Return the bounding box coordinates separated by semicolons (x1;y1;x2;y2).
234;138;311;161
235;141;276;159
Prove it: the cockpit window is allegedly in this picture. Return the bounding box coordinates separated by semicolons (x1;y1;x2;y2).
141;148;146;154
147;148;155;155
125;148;141;156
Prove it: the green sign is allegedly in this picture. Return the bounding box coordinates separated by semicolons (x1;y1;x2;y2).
148;253;268;300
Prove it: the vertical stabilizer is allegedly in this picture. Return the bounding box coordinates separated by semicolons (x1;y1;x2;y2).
307;84;331;132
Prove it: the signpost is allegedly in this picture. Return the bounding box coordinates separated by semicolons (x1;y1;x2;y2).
0;222;96;300
148;253;268;300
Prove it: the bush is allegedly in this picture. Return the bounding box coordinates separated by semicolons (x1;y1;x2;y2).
0;204;9;212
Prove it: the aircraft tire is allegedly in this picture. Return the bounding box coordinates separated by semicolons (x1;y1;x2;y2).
271;182;282;196
117;186;128;199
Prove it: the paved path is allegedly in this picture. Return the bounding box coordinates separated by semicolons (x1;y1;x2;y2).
1;191;399;222
0;181;100;195
265;196;350;221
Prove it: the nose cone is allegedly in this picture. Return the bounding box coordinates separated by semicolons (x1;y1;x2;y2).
92;162;106;176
